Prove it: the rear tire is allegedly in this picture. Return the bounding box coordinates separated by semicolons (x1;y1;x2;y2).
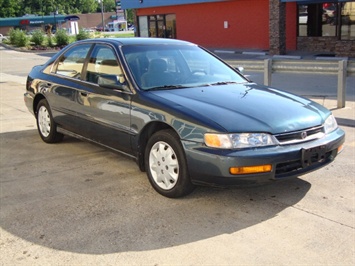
36;99;63;143
145;129;195;198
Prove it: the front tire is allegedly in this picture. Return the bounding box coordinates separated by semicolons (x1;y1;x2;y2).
36;99;63;143
145;129;195;198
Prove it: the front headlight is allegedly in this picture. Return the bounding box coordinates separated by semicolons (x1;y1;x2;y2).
324;114;338;134
204;133;279;149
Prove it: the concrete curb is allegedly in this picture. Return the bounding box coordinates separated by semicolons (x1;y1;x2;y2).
0;42;60;53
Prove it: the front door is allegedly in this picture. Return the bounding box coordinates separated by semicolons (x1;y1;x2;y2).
78;43;133;154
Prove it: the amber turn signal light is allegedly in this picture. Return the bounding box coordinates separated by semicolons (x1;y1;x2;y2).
230;165;272;175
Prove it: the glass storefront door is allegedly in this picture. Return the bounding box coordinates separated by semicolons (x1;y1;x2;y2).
138;14;176;39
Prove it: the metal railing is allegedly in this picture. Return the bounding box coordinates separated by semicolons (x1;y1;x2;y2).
227;59;355;108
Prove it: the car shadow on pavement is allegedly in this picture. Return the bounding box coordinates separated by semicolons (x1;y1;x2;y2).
0;130;311;254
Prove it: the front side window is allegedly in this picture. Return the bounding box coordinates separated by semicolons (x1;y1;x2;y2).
85;44;125;86
54;44;91;78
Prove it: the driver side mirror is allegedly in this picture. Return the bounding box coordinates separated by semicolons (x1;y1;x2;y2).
236;67;244;74
98;74;130;92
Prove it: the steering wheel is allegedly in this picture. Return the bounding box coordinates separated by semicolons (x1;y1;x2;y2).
183;70;207;83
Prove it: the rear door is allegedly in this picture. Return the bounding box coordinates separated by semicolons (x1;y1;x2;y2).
48;43;92;133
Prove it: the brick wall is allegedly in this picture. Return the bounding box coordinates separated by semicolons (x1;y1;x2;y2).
269;0;286;55
297;37;355;57
335;40;355;57
75;12;116;29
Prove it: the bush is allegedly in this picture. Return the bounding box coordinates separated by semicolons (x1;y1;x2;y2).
76;29;91;41
17;32;28;47
8;28;28;47
8;29;17;44
47;35;54;47
31;30;45;46
55;29;69;47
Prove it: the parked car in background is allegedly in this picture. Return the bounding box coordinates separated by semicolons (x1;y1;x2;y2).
83;28;95;33
96;26;109;32
24;38;345;198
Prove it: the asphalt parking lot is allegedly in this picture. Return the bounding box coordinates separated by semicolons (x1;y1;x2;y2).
0;46;354;265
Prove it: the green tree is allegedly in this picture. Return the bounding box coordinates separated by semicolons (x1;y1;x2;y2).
126;9;134;24
106;0;116;12
80;0;98;14
0;0;22;17
97;0;115;13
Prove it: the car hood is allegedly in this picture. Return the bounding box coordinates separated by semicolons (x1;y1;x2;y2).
149;83;330;134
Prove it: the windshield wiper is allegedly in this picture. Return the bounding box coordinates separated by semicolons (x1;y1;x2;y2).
208;81;239;86
145;85;189;91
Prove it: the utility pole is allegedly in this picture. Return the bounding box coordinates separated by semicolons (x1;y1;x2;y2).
101;0;105;30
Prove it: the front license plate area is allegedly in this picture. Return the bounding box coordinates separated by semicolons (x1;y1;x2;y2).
302;145;327;168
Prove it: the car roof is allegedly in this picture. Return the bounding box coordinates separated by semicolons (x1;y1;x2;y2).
76;37;196;47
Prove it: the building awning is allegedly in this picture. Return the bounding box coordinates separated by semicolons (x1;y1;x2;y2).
121;0;226;9
0;15;66;27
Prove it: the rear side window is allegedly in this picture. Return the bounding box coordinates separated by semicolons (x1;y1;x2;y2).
54;44;91;79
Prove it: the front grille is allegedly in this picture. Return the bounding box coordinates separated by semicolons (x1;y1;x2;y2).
275;150;333;177
275;160;303;175
275;126;324;144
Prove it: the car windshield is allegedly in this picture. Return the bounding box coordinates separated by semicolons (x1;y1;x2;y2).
122;44;247;91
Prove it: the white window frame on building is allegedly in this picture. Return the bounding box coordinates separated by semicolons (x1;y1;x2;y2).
297;1;355;40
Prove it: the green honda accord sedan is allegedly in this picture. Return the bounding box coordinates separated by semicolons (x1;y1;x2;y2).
24;38;345;197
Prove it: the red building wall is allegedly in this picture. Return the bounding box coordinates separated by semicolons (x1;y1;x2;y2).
137;0;297;51
285;2;297;51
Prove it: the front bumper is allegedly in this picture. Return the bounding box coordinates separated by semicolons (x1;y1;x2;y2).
183;127;345;187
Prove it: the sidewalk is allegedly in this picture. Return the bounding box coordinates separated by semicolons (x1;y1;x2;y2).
316;99;355;128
